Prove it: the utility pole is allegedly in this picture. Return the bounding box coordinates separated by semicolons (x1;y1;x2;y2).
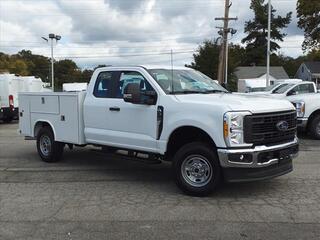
266;0;272;87
215;0;237;86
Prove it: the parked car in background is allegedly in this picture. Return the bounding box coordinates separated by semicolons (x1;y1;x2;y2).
249;79;303;94
270;81;316;98
289;94;320;139
0;74;20;122
0;74;46;123
19;66;299;196
63;83;88;92
238;78;266;93
246;81;317;98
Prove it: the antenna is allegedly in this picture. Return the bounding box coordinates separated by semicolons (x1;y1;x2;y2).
171;49;174;93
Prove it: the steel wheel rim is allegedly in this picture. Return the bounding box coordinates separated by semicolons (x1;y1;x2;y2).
181;155;213;187
40;135;51;157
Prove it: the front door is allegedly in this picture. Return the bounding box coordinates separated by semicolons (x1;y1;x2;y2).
106;71;158;152
84;70;159;153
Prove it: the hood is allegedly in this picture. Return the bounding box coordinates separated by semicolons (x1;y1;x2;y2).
175;93;295;114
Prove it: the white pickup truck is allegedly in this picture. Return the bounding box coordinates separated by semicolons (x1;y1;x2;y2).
19;66;299;196
289;93;320;139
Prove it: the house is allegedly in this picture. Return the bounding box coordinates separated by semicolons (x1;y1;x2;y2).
235;66;289;81
234;66;289;92
295;62;320;87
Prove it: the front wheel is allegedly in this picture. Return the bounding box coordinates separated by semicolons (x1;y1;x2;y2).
309;115;320;140
173;142;221;196
36;127;64;162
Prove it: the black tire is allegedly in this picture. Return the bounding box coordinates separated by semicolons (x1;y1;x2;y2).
309;115;320;140
173;142;221;197
36;127;64;162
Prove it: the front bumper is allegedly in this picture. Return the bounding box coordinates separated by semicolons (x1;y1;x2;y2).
217;138;299;182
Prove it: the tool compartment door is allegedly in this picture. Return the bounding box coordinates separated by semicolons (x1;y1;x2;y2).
55;95;80;143
18;94;31;136
30;95;60;114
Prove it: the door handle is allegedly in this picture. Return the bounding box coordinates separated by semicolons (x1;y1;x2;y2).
109;107;120;112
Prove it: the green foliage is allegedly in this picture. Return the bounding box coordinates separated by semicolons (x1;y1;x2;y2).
186;40;220;80
242;0;292;65
0;50;94;91
297;0;320;51
186;40;246;91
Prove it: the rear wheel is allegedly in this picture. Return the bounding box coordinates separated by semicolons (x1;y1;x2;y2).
173;142;221;196
309;115;320;140
36;127;64;162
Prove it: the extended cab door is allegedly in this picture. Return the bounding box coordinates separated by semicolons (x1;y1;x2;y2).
84;70;159;153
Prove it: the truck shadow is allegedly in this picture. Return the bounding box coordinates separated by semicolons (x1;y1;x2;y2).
57;147;286;198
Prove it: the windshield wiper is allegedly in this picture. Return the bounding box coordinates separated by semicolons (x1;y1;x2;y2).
170;90;229;94
170;90;206;94
202;90;229;94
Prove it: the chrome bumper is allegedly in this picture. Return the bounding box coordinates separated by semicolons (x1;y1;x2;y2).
217;138;299;169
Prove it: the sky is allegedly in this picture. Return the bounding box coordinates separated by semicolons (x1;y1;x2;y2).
0;0;304;69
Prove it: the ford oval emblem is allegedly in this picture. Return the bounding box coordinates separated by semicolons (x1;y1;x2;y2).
276;121;289;132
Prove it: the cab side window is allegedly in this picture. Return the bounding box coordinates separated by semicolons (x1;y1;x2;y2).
296;84;314;94
115;71;154;98
93;72;114;98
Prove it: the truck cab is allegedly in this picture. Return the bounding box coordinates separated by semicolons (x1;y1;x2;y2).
267;81;316;97
19;66;299;196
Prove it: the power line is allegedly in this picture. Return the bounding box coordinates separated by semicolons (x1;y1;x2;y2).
53;50;195;59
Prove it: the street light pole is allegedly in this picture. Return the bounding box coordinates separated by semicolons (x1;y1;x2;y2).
50;37;54;92
42;34;61;92
266;0;271;87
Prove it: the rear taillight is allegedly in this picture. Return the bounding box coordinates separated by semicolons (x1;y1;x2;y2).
9;95;14;109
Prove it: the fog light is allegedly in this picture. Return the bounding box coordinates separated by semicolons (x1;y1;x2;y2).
228;153;253;163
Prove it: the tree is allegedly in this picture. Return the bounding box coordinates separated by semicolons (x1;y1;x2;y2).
54;59;82;90
186;40;246;91
15;50;51;82
0;50;93;91
186;40;221;80
242;0;292;65
297;0;320;51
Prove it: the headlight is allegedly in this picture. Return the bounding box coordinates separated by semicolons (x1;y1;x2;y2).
223;111;252;147
294;101;305;118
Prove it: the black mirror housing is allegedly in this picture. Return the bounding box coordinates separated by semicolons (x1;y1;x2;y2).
123;83;141;104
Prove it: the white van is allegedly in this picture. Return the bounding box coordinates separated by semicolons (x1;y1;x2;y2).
21;76;45;92
0;74;21;122
0;74;45;122
238;79;266;93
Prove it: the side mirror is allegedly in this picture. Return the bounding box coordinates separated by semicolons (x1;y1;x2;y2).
123;83;141;104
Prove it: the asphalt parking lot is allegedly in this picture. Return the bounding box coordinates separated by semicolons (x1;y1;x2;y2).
0;122;320;240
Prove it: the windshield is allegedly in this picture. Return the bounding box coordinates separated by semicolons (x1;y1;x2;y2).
250;87;266;92
268;83;287;92
264;83;281;91
148;68;228;94
272;83;295;94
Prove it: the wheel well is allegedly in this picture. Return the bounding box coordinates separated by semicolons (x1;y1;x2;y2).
165;126;216;160
307;110;320;130
34;122;53;138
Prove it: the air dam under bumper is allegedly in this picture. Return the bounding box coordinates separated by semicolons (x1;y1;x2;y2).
217;138;299;182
